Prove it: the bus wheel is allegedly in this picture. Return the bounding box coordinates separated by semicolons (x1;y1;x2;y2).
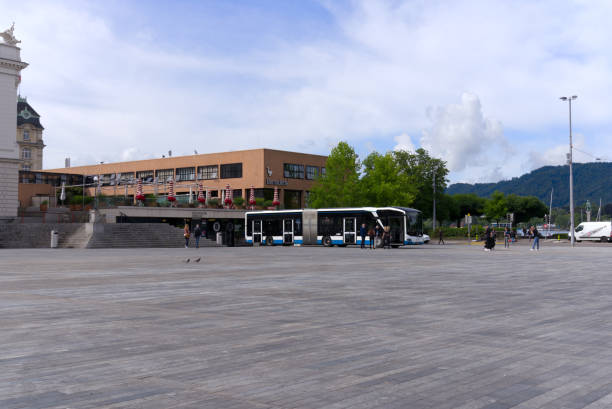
601;236;608;243
265;236;274;246
375;237;383;248
323;236;333;247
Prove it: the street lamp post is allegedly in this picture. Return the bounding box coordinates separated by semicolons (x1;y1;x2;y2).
432;166;438;233
560;95;577;247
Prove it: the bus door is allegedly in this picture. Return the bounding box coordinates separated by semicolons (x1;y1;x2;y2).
283;219;294;244
344;217;356;244
252;219;262;243
389;216;404;244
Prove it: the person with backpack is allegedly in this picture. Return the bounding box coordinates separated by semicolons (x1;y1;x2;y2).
194;224;202;248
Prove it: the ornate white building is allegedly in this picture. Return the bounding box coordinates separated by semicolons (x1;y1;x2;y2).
0;24;27;219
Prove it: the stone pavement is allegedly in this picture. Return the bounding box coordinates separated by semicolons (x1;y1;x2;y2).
2;244;612;408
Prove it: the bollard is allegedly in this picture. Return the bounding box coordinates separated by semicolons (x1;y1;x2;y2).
216;232;223;246
50;230;59;248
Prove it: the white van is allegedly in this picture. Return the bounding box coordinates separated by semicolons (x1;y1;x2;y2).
574;222;612;242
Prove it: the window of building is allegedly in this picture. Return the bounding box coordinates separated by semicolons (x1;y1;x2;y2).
220;163;242;179
23;130;30;141
136;170;154;182
198;165;218;180
22;147;31;159
22;164;30;171
306;166;318;180
284;189;302;209
155;169;174;182
176;167;195;181
321;167;326;176
284;163;304;179
119;172;135;185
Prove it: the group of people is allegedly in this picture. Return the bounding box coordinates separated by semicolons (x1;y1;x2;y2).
483;225;541;251
359;223;392;249
183;223;204;248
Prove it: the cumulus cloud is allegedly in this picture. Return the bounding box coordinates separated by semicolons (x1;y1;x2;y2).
393;133;415;152
419;93;508;173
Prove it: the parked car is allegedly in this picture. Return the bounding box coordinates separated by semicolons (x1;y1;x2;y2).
573;222;612;242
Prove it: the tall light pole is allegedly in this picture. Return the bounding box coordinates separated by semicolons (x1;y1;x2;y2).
560;95;577;247
432;166;438;232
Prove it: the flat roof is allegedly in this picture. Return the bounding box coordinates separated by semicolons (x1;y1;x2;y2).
43;148;327;174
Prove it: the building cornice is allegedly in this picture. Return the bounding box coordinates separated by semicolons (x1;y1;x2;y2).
0;57;28;71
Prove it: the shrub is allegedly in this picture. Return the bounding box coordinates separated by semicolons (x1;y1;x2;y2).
263;199;274;208
233;197;245;207
207;198;219;207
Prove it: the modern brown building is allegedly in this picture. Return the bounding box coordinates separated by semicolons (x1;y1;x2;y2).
43;148;327;209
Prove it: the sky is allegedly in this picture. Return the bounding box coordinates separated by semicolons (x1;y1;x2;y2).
2;0;612;183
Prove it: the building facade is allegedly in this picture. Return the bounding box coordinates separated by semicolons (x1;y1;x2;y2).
17;96;44;171
0;24;28;220
43;148;327;209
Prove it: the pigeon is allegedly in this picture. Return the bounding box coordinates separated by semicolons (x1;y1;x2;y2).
194;257;201;263
184;258;190;263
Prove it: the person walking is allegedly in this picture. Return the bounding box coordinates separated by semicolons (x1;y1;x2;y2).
368;227;376;249
360;223;367;249
438;229;445;245
194;224;202;248
484;225;495;251
530;225;540;251
375;224;382;248
183;223;190;248
504;227;510;248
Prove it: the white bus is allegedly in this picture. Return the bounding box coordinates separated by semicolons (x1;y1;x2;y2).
245;207;424;247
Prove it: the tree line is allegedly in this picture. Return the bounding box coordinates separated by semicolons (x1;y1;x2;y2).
309;142;548;225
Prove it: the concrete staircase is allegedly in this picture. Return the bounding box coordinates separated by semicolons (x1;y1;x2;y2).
86;223;218;248
58;225;91;248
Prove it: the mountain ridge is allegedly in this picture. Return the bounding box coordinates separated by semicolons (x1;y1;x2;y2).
447;162;612;207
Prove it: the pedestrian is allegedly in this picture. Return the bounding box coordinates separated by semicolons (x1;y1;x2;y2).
194;224;202;248
484;225;495;251
438;229;445;245
383;226;391;249
360;223;367;249
183;223;190;248
504;227;510;248
368;227;376;249
530;225;540;251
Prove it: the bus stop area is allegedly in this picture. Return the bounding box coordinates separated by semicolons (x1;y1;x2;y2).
3;245;612;408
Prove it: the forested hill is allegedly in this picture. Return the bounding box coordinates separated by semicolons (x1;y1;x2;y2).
447;162;612;207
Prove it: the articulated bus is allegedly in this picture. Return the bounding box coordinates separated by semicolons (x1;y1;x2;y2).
245;207;423;247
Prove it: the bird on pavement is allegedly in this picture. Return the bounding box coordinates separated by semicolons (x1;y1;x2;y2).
184;258;190;263
194;257;201;263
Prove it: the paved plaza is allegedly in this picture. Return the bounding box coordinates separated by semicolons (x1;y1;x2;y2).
2;243;612;408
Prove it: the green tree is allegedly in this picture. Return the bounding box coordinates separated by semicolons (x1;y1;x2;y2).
505;194;548;224
484;191;508;222
360;152;416;206
309;141;361;208
393;148;449;219
452;193;486;225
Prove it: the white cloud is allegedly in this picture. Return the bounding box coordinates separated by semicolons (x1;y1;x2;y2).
419;93;508;174
393;133;415;152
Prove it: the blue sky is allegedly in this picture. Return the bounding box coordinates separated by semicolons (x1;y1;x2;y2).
3;0;612;183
